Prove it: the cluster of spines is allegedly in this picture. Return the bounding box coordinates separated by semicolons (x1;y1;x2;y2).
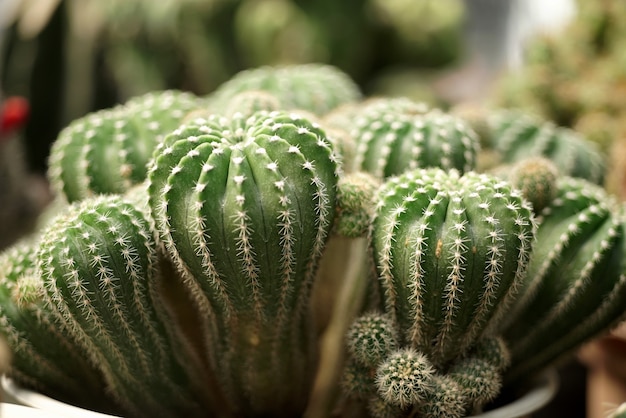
371;168;535;366
342;311;511;418
208;63;362;116
147;110;340;417
36;195;210;418
488;110;606;184
48;90;203;203
349;101;480;179
500;176;626;382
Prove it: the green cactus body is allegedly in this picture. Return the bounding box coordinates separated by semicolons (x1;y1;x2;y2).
148;110;339;416
507;157;559;215
0;242;113;412
371;168;535;366
48;90;202;203
489;110;606;184
37;195;210;418
501;177;626;381
209;64;362;115
351;106;480;180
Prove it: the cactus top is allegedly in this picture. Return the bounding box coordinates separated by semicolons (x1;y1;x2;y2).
208;64;362;116
371;168;535;365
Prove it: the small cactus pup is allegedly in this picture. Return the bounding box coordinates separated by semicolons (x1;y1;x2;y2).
37;195;214;418
208;63;362;116
148;110;340;417
48;90;203;203
0;241;115;413
349;101;480;180
371;168;535;366
500;177;626;382
488;110;606;184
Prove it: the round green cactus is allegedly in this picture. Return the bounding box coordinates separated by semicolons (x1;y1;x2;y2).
448;356;502;409
488;110;606;184
37;195;212;418
346;312;398;368
501;176;626;382
0;241;113;412
413;375;467;418
208;63;362;115
350;104;480;179
507;157;560;215
48;90;203;203
148;109;340;417
375;348;436;408
371;168;535;366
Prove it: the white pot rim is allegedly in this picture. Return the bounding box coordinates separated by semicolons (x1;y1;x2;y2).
1;376;122;418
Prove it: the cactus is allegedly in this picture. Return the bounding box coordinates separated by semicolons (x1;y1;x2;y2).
36;195;214;418
500;176;626;382
48;90;203;203
350;103;480;179
208;63;362;116
148;109;340;417
371;168;535;366
0;241;114;412
346;312;398;369
506;157;560;215
488;110;606;184
334;172;381;238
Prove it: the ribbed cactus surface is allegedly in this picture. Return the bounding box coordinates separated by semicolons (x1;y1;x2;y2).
148;110;339;417
371;168;535;366
0;241;112;412
37;195;210;418
350;104;479;179
489;110;605;184
501;177;626;381
48;90;203;203
208;63;362;115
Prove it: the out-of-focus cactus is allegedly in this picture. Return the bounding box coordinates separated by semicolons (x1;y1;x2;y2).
148;109;340;417
37;195;214;418
501;176;626;382
488;110;606;184
346;100;479;179
208;63;362;116
47;90;203;203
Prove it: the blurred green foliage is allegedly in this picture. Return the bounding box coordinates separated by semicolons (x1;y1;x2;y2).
0;0;463;172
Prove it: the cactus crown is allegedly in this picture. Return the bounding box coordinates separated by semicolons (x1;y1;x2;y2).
349;102;480;179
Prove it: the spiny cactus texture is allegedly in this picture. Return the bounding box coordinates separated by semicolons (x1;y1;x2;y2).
148;109;340;417
48;90;203;203
208;63;362;116
349;103;480;179
501;176;626;382
488;110;606;184
0;241;113;412
37;195;213;418
334;172;380;238
371;168;535;366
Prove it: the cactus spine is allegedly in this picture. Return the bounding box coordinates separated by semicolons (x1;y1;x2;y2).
148;110;340;417
371;168;535;365
37;195;211;418
501;177;626;382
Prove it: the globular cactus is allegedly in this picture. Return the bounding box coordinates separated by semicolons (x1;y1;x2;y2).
506;157;560;215
500;176;626;382
349;102;480;179
48;90;203;203
208;63;362;116
0;241;113;412
334;172;381;238
488;110;606;184
37;195;214;418
371;168;535;366
148;109;340;417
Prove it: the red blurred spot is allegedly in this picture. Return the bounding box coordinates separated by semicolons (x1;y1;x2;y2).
0;96;30;138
